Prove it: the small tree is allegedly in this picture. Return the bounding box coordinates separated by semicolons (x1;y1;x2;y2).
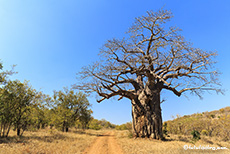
0;80;36;137
78;109;92;129
76;9;222;139
0;62;17;137
28;105;49;130
53;88;91;132
0;88;15;137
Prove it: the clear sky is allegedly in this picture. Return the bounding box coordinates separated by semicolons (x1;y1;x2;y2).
0;0;229;124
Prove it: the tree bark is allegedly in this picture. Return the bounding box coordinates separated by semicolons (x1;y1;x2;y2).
6;123;11;137
132;89;163;139
62;121;69;132
41;123;45;129
17;128;20;136
62;121;65;132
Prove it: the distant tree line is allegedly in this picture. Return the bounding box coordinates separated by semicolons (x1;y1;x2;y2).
79;118;116;130
115;122;132;130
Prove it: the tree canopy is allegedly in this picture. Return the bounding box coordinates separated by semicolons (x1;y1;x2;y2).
52;88;92;132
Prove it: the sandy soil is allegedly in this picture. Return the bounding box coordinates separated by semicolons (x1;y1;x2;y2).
83;131;123;154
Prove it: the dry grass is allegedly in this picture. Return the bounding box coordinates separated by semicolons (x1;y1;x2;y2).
0;128;107;154
115;130;230;154
1;129;229;154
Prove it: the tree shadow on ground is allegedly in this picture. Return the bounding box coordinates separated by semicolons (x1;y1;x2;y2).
0;136;25;144
0;133;73;144
160;135;192;144
163;136;216;145
203;138;214;144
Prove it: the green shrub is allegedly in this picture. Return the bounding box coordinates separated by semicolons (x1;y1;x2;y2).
163;122;168;136
210;114;215;118
191;130;201;140
115;122;132;130
201;129;208;136
88;119;102;130
89;124;102;130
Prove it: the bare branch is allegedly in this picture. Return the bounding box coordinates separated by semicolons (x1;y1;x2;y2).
75;9;222;103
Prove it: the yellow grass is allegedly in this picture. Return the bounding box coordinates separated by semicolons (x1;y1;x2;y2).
115;130;230;154
1;129;230;154
0;128;107;154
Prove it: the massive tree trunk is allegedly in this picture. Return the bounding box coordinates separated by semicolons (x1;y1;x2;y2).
132;85;163;139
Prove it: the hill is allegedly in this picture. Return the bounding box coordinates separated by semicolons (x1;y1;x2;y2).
164;106;230;141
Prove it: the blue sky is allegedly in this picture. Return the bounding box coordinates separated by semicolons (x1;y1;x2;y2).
0;0;229;124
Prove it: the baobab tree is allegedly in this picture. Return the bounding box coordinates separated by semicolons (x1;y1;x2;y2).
76;9;222;139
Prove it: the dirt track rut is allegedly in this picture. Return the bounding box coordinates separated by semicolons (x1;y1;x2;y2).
83;131;123;154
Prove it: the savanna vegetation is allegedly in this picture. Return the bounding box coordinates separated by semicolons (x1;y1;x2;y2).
0;61;119;154
0;62;94;138
0;61;229;153
0;128;106;154
115;107;230;154
0;8;229;154
116;129;230;154
164;107;230;141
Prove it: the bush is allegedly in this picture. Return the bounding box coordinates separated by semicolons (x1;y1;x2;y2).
163;122;168;136
88;119;102;130
201;129;208;136
191;130;201;140
115;122;132;130
210;114;215;118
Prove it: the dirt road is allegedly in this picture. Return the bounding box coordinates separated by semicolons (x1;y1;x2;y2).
83;131;123;154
